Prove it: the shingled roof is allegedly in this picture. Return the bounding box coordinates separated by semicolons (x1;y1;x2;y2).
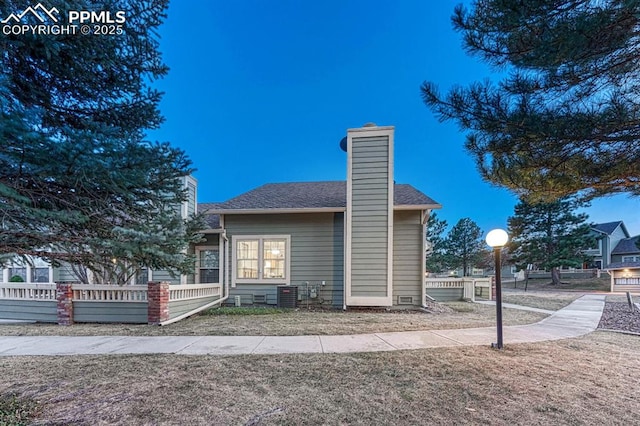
612;235;640;255
197;203;221;229
203;181;439;212
592;221;624;235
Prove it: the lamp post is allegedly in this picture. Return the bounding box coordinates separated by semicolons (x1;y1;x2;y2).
486;229;508;350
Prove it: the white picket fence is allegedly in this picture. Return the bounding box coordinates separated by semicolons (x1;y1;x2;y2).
0;282;57;300
0;282;221;302
424;277;492;301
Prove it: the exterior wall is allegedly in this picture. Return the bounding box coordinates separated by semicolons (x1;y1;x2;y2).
53;262;78;282
346;125;394;306
150;269;181;285
73;301;147;323
168;296;219;319
0;300;57;322
392;210;423;306
426;288;464;301
224;212;344;308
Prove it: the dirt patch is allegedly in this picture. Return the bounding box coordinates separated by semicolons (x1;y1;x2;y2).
1;332;639;425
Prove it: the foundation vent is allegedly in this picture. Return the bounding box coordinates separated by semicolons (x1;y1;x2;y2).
398;296;414;305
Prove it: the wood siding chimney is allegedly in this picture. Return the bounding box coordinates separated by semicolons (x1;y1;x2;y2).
345;124;394;306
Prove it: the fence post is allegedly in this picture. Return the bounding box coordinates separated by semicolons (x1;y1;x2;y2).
56;282;74;325
490;275;496;301
148;281;170;325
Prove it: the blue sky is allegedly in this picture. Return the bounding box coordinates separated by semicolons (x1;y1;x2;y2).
150;0;640;237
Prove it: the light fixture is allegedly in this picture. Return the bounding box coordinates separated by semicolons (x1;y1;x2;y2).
486;229;509;248
485;228;508;350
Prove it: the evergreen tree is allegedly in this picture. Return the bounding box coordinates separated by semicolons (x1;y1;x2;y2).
443;218;485;276
0;1;204;279
422;1;640;201
425;212;448;274
507;196;594;285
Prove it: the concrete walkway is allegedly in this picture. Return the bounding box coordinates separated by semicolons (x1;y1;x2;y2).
0;294;606;357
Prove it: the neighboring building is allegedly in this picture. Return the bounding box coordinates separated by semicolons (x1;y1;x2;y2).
200;124;441;308
1;175;199;286
605;234;640;293
585;221;630;269
610;235;640;264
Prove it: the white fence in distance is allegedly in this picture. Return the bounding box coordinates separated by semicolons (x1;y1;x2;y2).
424;277;492;302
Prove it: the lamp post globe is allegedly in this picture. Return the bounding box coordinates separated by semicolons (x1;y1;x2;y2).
486;228;509;248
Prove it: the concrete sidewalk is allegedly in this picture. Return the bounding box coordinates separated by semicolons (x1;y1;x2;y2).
0;294;606;357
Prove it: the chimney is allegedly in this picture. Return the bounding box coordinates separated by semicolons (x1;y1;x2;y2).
344;123;394;307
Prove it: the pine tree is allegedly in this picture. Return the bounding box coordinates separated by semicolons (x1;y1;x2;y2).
0;1;203;278
507;196;594;285
425;212;448;274
422;1;640;201
443;218;486;276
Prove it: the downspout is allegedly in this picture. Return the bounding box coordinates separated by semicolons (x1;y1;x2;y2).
421;210;430;308
222;229;230;302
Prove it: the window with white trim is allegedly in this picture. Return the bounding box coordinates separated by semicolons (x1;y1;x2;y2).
197;248;220;283
4;257;52;283
622;256;640;262
233;236;290;284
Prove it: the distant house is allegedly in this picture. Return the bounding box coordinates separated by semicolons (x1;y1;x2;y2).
199;124;441;308
585;221;630;269
605;234;640;293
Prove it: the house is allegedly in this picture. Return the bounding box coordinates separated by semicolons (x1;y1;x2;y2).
604;234;640;293
585;221;630;268
2;124;441;313
198;123;441;308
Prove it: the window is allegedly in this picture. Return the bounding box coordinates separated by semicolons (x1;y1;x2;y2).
623;256;640;262
31;267;50;283
135;268;150;285
198;248;220;283
5;256;51;283
9;267;26;281
233;236;290;284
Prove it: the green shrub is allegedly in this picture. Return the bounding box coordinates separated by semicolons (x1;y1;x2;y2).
0;393;37;425
9;275;24;283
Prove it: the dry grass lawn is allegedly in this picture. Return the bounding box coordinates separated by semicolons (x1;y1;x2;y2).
0;302;547;337
1;332;638;425
501;292;583;311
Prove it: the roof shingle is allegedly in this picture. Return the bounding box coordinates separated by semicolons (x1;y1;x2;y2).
612;235;640;255
592;221;623;235
204;181;439;212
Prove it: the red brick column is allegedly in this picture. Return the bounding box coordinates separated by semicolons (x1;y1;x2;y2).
148;281;170;325
56;282;74;326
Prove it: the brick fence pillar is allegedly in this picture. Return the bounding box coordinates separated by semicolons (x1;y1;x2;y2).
56;282;74;326
148;281;170;325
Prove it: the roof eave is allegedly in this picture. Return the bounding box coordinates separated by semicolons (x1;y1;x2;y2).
207;207;347;215
204;204;443;214
200;228;223;234
394;203;442;211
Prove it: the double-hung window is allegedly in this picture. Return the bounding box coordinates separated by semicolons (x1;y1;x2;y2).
233;235;290;285
197;248;220;283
